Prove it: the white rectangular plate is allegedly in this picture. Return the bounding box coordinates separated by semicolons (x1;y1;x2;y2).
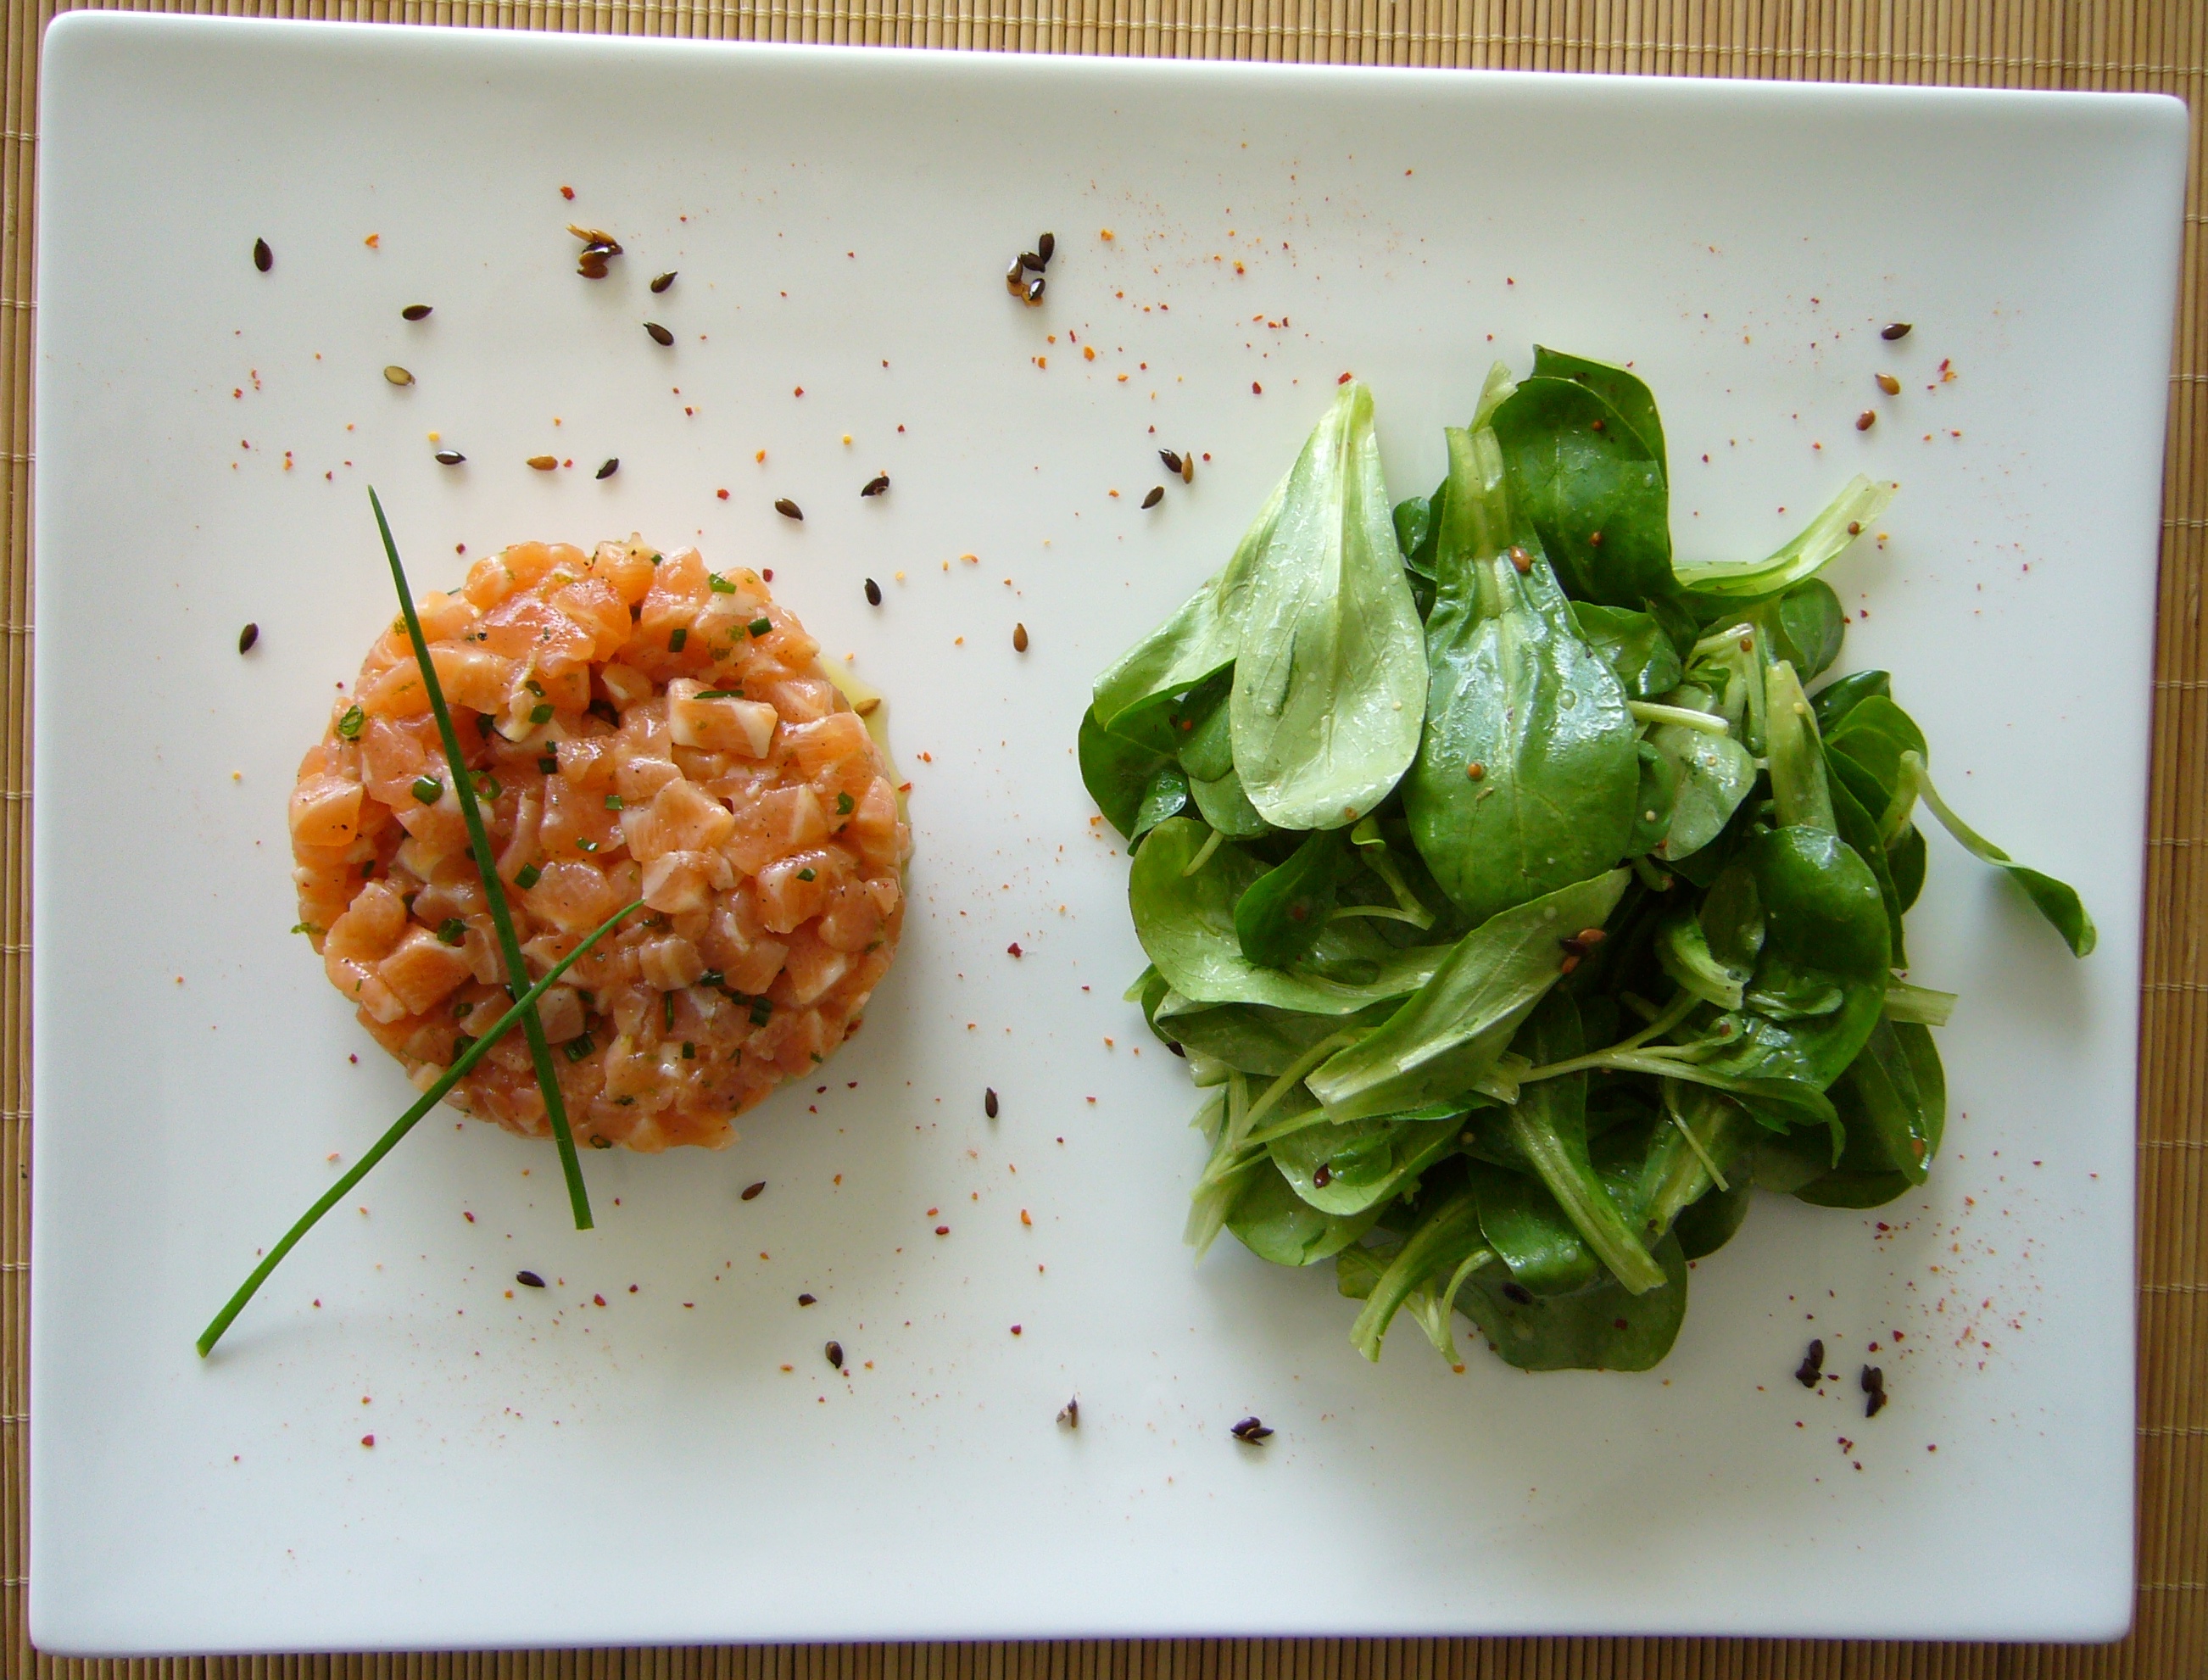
31;14;2185;1652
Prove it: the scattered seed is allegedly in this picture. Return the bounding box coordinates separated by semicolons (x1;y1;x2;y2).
1882;321;1913;341
595;458;618;479
1862;1365;1887;1417
1229;1416;1274;1443
825;1340;845;1370
578;254;610;280
527;455;558;471
1024;276;1045;305
1876;372;1901;396
1012;622;1029;652
383;366;415;386
856;696;881;717
1313;1162;1333;1187
1141;486;1165;510
1591;417;1606;433
1466;762;1485;779
401;304;432;321
1057;1395;1079;1428
1848;521;1863;535
516;1270;546;1289
1795;1337;1826;1389
435;449;466;466
1856;410;1876;432
1019;251;1045;273
860;473;889;498
569;226;623;254
864;578;883;606
798;1293;816;1306
1500;1281;1536;1305
1037;232;1056;265
985;1087;1000;1119
742;1181;767;1200
1159;449;1184;475
1180;454;1195;484
650;271;677;293
1004;260;1026;296
1508;545;1531;574
253;237;273;273
644;321;674;346
774;498;804;521
237;622;259;654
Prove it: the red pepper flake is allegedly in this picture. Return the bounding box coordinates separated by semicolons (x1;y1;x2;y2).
593;1293;606;1307
463;1211;474;1223
935;1225;951;1236
794;386;805;397
560;185;575;200
716;488;729;500
360;1434;376;1448
1252;382;1263;394
1011;1325;1023;1336
1336;371;1353;384
1007;942;1023;957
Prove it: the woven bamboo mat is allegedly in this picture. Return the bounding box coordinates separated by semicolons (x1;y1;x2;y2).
3;0;2201;1674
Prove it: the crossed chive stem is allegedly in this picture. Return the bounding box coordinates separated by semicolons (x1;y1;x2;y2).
196;491;632;1356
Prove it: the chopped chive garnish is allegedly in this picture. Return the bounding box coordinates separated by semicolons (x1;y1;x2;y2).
700;969;724;987
454;1001;473;1018
474;772;501;801
605;794;624;812
360;860;376;878
663;992;676;1031
538;753;559;774
475;713;495;738
796;868;817;882
367;488;595;1232
524;678;546;696
436;918;467;946
516;863;542;890
669;628;689;653
836;791;855;815
589;1135;614;1149
194;894;640;1356
708;572;737;594
565;1034;596;1062
750;996;774;1026
411;776;443;805
577;838;599;853
694;689;742;700
452;1034;476;1059
747;617;773;638
682;1041;695;1059
529;703;555;725
289;921;319;935
588;699;619;727
336;705;365;740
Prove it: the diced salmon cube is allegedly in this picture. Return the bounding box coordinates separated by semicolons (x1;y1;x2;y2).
638;935;707;991
641;851;715;915
755;849;838;935
724;785;828;876
290;772;364;848
376;924;476;1016
667;679;777;756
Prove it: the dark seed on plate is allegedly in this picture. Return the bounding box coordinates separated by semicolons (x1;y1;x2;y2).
1159;449;1184;474
742;1180;767;1201
864;578;883;606
860;473;889;498
650;271;677;293
1848;521;1862;536
568;226;623;255
798;1293;816;1306
984;1087;999;1119
1862;1365;1887;1417
595;458;618;479
1856;410;1876;432
1141;486;1164;510
1005;260;1026;295
516;1270;546;1289
1036;231;1055;265
644;321;674;346
774;498;804;521
1019;251;1045;273
401;304;432;321
1229;1416;1274;1443
253;237;273;273
384;366;415;386
578;255;610;280
1024;276;1045;305
1168;1041;1185;1056
1012;622;1029;653
1312;1162;1333;1188
435;450;466;466
1882;321;1913;341
1500;1281;1536;1306
527;455;558;471
1057;1396;1079;1428
1795;1337;1826;1389
825;1340;845;1370
237;622;259;654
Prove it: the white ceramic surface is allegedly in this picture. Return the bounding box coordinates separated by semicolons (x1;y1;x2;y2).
31;13;2185;1653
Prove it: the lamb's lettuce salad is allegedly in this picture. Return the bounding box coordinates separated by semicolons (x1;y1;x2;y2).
1080;353;2092;1375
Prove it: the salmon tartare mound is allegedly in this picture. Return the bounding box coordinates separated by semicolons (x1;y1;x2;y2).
287;537;909;1152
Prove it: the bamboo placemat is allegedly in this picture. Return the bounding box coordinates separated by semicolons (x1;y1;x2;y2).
3;0;2200;1674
